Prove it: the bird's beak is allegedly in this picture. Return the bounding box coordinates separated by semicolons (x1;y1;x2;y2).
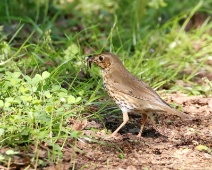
87;55;93;69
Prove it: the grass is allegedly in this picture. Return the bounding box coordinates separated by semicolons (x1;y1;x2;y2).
0;0;212;168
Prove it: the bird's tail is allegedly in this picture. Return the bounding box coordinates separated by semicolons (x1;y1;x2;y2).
161;105;193;120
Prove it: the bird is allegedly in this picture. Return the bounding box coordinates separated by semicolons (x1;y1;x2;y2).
87;52;191;138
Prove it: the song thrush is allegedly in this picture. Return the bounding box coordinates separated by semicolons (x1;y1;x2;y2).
87;52;191;137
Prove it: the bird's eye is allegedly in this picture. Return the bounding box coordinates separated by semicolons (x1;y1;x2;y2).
99;55;104;61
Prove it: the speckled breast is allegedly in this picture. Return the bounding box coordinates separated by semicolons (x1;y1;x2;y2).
102;74;139;112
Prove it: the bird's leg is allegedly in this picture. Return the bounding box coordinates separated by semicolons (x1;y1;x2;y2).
137;113;147;138
111;112;129;137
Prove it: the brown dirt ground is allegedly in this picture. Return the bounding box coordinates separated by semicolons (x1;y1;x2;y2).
0;93;211;170
50;93;212;170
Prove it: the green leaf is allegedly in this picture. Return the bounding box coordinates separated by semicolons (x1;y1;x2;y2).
20;95;33;102
24;75;32;82
64;43;79;59
195;145;211;153
19;85;28;94
67;95;76;104
58;92;67;98
44;91;52;98
42;71;50;80
6;150;19;155
32;86;38;92
10;78;21;86
5;97;14;103
4;102;10;107
75;97;81;103
51;85;61;92
0;154;5;162
0;128;4;136
45;105;54;112
119;153;125;159
31;74;42;84
0;100;4;107
70;44;79;55
32;130;49;140
32;99;42;104
70;130;81;138
13;72;22;78
78;90;84;96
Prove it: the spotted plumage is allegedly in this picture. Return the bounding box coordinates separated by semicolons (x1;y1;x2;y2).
87;52;191;137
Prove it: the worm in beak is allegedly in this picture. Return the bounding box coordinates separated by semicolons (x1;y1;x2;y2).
87;55;93;69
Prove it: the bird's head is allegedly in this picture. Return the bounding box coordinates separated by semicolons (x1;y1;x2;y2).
87;52;123;70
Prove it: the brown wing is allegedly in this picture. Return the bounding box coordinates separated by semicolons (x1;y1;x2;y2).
106;69;190;119
108;69;166;103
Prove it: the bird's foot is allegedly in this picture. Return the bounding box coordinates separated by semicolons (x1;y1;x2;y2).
121;133;143;141
137;132;142;138
103;133;123;141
